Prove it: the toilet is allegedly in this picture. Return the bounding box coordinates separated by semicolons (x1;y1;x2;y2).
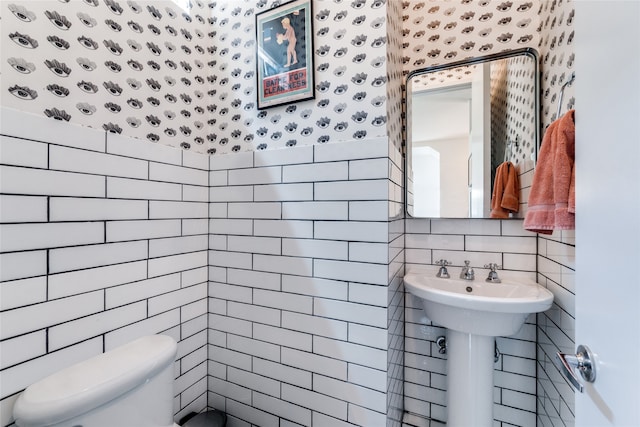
13;335;180;427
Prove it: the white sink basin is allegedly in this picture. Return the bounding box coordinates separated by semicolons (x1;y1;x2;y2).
404;272;554;336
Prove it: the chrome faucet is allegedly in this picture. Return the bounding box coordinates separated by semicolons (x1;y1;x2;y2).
460;260;475;280
484;263;501;283
435;259;451;278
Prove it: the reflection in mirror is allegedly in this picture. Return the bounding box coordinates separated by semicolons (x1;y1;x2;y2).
406;48;539;219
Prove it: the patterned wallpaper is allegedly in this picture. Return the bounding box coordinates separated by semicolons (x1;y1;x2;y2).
385;0;405;154
538;0;575;127
1;0;391;155
1;0;575;155
233;0;389;154
401;0;540;74
1;0;216;152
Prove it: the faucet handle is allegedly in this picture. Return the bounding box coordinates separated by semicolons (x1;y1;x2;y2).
484;263;501;272
484;263;502;283
435;259;451;278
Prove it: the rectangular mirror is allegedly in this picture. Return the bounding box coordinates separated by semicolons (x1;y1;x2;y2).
405;48;539;219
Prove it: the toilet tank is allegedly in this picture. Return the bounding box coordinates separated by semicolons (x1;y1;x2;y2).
13;335;178;427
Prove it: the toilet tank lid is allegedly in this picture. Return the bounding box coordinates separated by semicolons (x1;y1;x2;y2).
13;335;177;426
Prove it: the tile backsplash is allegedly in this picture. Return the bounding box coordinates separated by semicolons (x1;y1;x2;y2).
404;218;539;426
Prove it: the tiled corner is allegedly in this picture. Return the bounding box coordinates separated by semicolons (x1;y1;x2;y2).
206;140;401;426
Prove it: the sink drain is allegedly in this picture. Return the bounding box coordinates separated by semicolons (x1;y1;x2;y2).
466;286;473;292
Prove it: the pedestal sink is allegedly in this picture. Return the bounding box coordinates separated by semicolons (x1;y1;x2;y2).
404;272;553;427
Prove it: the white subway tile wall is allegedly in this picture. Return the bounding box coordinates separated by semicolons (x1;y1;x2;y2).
536;231;576;427
404;218;539;426
0;110;209;426
208;140;404;426
0;117;574;427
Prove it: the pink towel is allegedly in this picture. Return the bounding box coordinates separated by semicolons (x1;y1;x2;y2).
490;161;520;218
524;110;575;234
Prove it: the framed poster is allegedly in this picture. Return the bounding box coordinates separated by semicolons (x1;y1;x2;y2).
255;0;314;109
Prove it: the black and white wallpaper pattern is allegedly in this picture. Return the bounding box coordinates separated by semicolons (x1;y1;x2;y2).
1;0;390;155
401;0;575;128
1;0;575;155
2;0;220;152
385;0;404;154
401;0;540;73
537;0;574;127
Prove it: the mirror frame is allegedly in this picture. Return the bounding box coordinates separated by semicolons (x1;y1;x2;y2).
404;47;540;219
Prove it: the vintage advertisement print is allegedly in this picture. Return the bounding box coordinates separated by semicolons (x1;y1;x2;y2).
256;0;314;109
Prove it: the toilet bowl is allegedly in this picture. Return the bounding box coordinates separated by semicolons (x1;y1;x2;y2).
13;335;179;427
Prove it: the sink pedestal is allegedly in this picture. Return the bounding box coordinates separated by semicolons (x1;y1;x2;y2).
446;330;495;427
403;272;554;427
